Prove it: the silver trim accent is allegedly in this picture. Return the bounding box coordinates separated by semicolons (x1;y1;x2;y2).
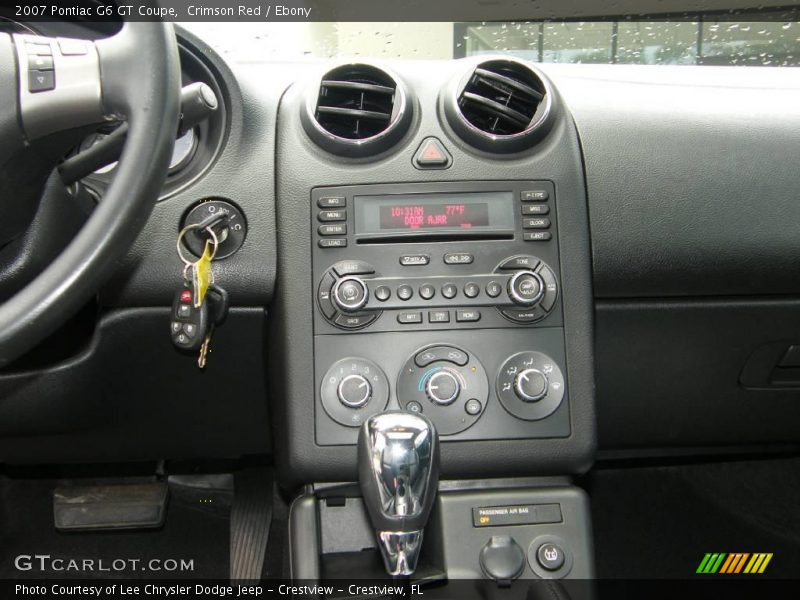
302;62;411;157
14;34;105;141
445;56;554;153
377;530;423;577
507;270;545;306
332;276;369;312
514;368;549;402
336;373;372;408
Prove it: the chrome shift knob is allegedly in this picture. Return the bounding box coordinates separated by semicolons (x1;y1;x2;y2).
358;411;439;576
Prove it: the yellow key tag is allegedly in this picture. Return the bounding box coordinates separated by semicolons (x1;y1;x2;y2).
192;241;214;308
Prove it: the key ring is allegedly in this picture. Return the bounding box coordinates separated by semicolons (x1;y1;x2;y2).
177;222;220;269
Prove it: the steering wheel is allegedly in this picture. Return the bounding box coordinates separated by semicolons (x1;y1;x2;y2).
0;23;181;367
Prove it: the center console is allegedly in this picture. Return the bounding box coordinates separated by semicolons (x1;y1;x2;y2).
270;57;596;589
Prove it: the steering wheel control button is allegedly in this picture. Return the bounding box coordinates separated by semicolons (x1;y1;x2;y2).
522;204;549;215
464;282;480;298
57;38;89;56
524;231;552;242
337;374;372;408
26;42;52;56
485;281;502;298
428;310;450;323
419;284;436;300
521;190;549;202
397;312;422;324
515;368;548;402
413;137;452;169
508;271;544;306
497;352;566;421
400;254;430;266
498;255;540;271
414;346;469;368
537;543;565;571
28;55;53;71
465;399;482;415
29;70;55;93
374;285;391;302
397;285;414;301
441;283;458;299
426;370;461;405
400;345;488;435
318;210;346;222
318;196;346;208
456;309;481;322
320;358;389;427
479;536;526;584
444;253;474;265
332;277;368;312
319;224;346;236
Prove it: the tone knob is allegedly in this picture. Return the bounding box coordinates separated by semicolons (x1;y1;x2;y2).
425;370;460;406
337;374;372;408
514;368;548;402
332;276;369;313
507;271;545;307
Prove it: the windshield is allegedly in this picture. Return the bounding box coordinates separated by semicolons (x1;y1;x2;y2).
182;17;799;66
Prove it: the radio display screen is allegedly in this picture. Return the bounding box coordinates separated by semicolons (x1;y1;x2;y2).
355;191;514;238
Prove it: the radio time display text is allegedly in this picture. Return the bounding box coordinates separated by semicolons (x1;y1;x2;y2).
379;203;490;230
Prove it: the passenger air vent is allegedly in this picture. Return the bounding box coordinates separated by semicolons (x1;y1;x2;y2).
302;64;412;158
444;58;554;154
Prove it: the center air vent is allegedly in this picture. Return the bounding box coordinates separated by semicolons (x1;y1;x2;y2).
444;58;554;154
303;64;412;158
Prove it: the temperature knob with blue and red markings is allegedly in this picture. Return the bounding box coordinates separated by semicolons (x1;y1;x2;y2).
397;345;489;435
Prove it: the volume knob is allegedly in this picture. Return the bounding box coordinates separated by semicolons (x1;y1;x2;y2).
332;276;369;313
507;271;545;307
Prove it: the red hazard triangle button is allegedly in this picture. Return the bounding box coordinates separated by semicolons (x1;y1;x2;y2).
413;137;451;169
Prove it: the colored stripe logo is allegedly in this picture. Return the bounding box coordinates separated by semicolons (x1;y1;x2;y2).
697;553;773;574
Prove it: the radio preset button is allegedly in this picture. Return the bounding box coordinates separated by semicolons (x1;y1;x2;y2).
318;238;347;248
318;210;346;222
486;281;502;298
499;256;540;270
398;312;422;324
441;283;457;299
428;310;450;323
522;204;550;215
464;282;480;298
319;224;346;236
524;232;552;242
397;285;414;301
419;284;436;300
374;285;391;302
444;253;474;265
400;254;430;266
317;196;346;208
521;190;549;202
456;309;481;322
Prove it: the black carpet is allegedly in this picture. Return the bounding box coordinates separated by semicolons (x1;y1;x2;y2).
583;456;800;579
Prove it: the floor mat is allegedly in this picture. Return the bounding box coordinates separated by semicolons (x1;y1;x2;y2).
0;475;232;579
583;456;800;579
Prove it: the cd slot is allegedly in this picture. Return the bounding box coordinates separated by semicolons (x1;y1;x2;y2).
356;232;514;244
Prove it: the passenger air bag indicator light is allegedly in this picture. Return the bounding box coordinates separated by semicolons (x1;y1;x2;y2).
413;137;452;169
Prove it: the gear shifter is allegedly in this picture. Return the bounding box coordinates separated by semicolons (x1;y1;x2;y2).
358;412;439;576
